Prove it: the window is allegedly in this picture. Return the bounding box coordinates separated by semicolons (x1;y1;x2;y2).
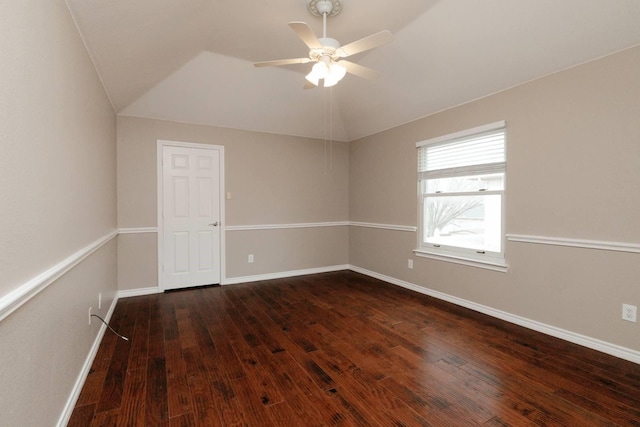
416;121;507;270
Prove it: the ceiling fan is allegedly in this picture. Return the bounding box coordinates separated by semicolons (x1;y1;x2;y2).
253;0;393;88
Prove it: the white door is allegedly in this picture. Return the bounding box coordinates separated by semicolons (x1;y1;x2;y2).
161;145;222;290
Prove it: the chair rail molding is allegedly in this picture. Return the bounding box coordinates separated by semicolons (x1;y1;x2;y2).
119;222;418;233
349;221;417;232
118;227;158;234
225;221;349;231
0;230;118;322
507;234;640;254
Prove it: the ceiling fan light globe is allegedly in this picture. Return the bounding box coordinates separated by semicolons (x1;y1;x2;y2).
305;72;320;86
314;60;329;77
323;62;346;87
323;77;339;87
306;61;329;86
329;62;347;80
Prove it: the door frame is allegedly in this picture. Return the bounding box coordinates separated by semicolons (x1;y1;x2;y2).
157;139;226;291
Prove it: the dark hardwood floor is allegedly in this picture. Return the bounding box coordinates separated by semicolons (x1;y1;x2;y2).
69;271;640;426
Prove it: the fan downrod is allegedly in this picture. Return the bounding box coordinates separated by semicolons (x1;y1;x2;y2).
307;0;342;17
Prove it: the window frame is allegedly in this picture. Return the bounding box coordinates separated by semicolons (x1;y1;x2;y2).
415;121;508;272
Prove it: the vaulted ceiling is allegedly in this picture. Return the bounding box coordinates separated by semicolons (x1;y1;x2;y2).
66;0;640;141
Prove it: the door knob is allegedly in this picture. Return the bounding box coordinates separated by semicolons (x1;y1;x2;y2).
209;221;219;227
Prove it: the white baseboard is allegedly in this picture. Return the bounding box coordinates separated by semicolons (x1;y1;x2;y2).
223;264;350;285
57;296;119;427
115;266;351;295
349;265;640;365
116;264;351;296
117;286;162;298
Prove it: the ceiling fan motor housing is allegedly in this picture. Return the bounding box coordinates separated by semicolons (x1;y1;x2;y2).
310;37;340;61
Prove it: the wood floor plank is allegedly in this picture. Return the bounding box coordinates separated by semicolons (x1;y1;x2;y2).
115;367;147;427
263;401;309;427
163;299;193;418
127;297;150;371
73;271;640;426
181;346;221;425
94;299;137;413
90;408;119;427
67;403;97;427
311;348;432;426
229;375;276;425
145;356;169;426
74;370;107;407
168;412;196;427
256;346;357;427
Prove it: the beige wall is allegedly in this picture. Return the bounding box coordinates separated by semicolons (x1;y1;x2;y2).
349;45;640;352
0;1;117;425
2;5;638;425
117;116;349;289
227;227;348;279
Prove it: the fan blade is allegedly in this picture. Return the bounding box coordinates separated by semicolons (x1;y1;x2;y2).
254;58;311;67
289;22;323;50
337;30;393;58
340;60;380;80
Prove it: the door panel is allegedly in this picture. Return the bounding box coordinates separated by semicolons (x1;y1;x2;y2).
172;176;189;218
172;232;190;274
161;145;221;290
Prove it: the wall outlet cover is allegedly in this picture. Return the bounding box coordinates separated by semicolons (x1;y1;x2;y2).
622;304;637;322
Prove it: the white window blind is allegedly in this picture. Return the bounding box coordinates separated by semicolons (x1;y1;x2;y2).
418;127;505;180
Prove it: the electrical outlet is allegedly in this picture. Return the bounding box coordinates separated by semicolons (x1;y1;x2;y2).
98;292;102;310
248;254;254;263
622;304;637;322
89;307;93;325
408;259;413;269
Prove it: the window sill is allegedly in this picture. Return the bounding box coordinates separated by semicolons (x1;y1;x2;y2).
413;249;508;273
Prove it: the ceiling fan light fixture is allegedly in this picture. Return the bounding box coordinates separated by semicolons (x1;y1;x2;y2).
254;1;392;88
306;60;329;86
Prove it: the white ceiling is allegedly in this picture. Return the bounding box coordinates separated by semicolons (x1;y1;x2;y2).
66;0;640;141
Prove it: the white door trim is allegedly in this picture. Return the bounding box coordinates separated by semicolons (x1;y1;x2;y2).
157;140;226;291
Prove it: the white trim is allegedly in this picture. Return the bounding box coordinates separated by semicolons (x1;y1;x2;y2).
157;140;226;292
226;221;349;231
118;227;158;234
0;230;118;322
413;249;508;272
116;222;417;233
56;295;118;427
223;265;349;285
507;234;640;254
117;287;162;298
349;265;640;365
349;222;417;232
